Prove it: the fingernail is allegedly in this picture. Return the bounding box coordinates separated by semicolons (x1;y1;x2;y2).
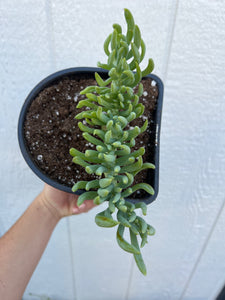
79;204;86;209
72;207;79;214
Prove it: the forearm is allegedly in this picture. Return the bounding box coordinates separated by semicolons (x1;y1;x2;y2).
0;192;60;300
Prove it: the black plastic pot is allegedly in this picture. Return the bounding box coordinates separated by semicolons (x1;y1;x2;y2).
18;67;163;204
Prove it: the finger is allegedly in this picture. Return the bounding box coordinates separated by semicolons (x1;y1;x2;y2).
72;203;87;214
69;195;79;215
72;200;97;214
82;200;97;212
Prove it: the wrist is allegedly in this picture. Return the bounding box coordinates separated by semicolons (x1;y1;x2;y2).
36;191;62;223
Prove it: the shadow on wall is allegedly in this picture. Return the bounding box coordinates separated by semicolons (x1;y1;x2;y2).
216;284;225;300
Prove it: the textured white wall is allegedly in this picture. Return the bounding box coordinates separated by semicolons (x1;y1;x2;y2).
0;0;225;299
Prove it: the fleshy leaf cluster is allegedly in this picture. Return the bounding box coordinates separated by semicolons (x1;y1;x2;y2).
70;8;155;275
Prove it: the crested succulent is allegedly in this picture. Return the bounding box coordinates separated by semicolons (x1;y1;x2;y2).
70;8;156;275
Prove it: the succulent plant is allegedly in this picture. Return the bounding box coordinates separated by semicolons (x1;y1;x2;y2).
70;8;156;275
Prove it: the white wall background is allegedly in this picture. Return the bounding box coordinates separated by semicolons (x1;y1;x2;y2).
0;0;225;299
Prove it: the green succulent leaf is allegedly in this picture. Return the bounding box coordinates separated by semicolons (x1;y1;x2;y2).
112;193;122;203
126;29;133;45
120;156;143;173
135;183;154;195
71;8;156;276
124;8;135;32
115;145;131;156
111;29;118;51
86;179;100;191
117;211;131;227
80;86;96;95
142;58;154;77
96;166;107;176
130;222;139;235
127;112;136;122
95;72;109;87
137;83;144;96
135;202;147;216
99;177;113;188
85;165;100;174
94;195;109;205
97;62;111;70
133;162;155;176
147;224;156;236
134;25;141;49
78;122;95;134
109;198;116;213
129;211;137;223
72;157;90;168
136;216;148;234
125;200;135;212
140;231;148;248
104;34;112;56
86;93;98;101
77;191;98;206
117;203;127;213
82;132;105;147
72;181;87;192
76;100;98;109
140;39;146;62
107;49;116;67
131;43;140;63
95;210;119;227
113;23;122;34
130;229;147;275
117;224;140;254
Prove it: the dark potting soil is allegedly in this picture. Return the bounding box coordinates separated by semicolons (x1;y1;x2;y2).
24;75;158;198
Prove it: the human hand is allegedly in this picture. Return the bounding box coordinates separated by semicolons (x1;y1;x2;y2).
40;184;96;220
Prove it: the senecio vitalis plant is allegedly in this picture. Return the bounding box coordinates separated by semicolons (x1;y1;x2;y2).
69;9;156;275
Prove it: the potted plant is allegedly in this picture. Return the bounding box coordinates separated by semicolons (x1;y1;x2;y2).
18;9;163;275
